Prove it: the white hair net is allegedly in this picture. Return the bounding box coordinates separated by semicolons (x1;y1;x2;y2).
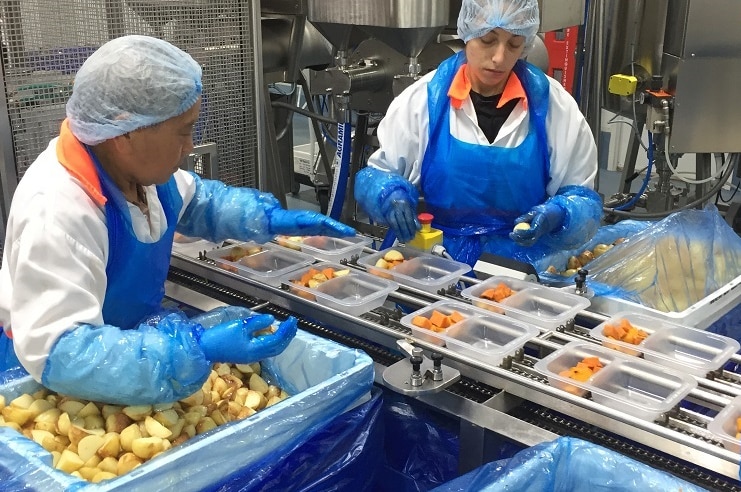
66;35;202;145
457;0;540;50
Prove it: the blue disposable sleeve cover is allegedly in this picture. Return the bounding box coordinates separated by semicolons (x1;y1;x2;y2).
42;311;210;405
0;330;376;491
431;436;706;492
354;167;419;226
539;185;603;250
176;172;282;245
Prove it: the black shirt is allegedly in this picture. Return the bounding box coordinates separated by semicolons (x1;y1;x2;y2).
469;90;521;143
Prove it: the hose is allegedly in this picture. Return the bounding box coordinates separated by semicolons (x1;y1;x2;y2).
605;153;739;219
614;131;654;211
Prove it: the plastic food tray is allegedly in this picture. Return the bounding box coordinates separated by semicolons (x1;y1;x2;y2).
461;276;589;329
205;242;315;287
282;262;398;316
401;300;539;364
275;235;372;262
708;395;741;454
588;273;741;330
589;312;740;377
357;246;471;294
534;341;697;421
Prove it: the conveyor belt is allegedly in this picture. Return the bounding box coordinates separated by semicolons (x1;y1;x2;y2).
167;265;741;489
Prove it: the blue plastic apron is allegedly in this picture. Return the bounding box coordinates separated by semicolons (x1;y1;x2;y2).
88;149;183;330
421;51;552;266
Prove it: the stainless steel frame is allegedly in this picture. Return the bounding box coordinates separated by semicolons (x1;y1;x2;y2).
168;250;741;484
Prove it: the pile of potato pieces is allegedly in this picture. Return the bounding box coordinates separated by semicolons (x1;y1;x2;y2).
479;282;514;303
221;244;263;263
546;237;626;277
411;310;465;333
291;266;350;289
373;249;405;270
558;356;604;395
603;318;648;345
0;362;288;483
276;236;304;251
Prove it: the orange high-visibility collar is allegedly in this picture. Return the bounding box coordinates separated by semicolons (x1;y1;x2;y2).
56;119;107;206
448;64;527;110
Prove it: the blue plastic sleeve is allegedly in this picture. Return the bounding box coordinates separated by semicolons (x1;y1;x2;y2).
42;312;211;405
354;167;419;225
540;185;603;250
177;172;282;245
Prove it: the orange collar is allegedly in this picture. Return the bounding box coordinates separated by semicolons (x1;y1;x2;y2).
56;119;107;206
447;64;527;110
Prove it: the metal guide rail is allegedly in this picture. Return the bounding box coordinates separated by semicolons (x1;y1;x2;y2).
168;247;741;489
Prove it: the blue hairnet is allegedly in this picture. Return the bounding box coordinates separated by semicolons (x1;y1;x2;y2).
457;0;540;48
66;35;202;145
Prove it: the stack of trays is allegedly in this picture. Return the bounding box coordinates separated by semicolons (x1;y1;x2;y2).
534;341;697;421
282;262;398;316
358;246;471;294
206;241;315;287
461;276;590;329
275;234;372;262
589;312;740;377
400;300;539;366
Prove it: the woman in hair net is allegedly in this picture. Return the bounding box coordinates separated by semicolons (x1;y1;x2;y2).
0;35;355;405
354;0;602;267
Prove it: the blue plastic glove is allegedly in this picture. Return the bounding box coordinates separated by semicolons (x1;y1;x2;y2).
509;201;566;247
381;189;420;243
198;314;298;364
267;209;356;238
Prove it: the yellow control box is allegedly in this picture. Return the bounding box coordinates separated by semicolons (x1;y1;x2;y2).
608;74;638;96
407;213;443;251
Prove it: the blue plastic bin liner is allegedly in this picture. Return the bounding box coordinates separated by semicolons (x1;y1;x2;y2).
207;388;384;492
0;329;374;491
0;331;21;372
374;390;460;492
431;436;707;492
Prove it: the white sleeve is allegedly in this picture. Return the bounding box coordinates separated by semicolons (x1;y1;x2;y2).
366;71;435;186
544;77;598;196
7;186;109;381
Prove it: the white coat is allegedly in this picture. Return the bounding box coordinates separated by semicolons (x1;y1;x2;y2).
366;68;598;196
0;138;197;380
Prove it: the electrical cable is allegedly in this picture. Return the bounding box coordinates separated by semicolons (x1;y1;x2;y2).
604;153;739;219
662;140;732;184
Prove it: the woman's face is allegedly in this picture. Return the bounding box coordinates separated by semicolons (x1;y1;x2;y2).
464;28;526;96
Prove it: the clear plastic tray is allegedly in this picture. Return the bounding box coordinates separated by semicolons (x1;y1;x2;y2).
206;242;315;287
589;312;740;376
358;246;471;294
282;262;398;316
400;300;499;347
707;395;741;453
534;342;697;421
461;276;589;328
277;235;372;262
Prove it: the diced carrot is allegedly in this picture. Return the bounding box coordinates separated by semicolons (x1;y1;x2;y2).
449;311;465;323
429;310;449;330
570;365;593;382
321;268;335;279
581;357;603;371
412;316;432;329
480;288;498;300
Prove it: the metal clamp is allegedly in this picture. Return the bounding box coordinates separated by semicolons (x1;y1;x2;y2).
382;339;461;396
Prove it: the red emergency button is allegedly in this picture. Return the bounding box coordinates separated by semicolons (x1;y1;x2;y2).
418;213;434;224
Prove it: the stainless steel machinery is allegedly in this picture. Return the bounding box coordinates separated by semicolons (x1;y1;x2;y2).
582;0;741;218
166;239;741;490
